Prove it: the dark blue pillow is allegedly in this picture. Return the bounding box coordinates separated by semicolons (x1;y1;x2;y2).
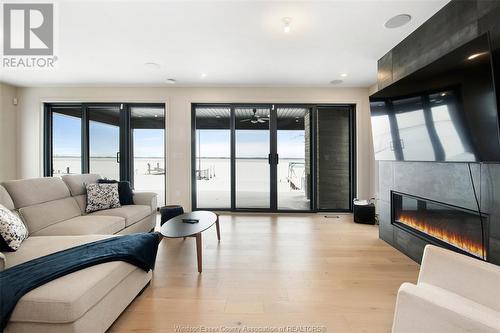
97;179;134;205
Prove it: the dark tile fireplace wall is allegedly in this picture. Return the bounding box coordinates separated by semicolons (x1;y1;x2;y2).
375;0;500;265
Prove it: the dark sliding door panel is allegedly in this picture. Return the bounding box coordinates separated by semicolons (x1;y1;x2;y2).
316;106;355;211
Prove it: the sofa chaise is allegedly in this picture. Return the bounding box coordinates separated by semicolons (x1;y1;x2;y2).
0;174;157;333
392;245;500;333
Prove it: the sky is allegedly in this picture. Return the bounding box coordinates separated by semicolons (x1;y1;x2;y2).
53;113;164;157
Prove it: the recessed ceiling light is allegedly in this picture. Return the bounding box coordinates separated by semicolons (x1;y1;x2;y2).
154;115;158;118
330;79;343;85
282;17;292;33
144;62;160;70
340;73;348;78
166;78;176;84
201;73;207;78
467;52;487;60
385;14;412;29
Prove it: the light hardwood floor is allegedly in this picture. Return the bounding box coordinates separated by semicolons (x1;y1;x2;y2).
110;213;419;333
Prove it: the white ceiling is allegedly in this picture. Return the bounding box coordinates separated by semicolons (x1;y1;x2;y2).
0;0;449;87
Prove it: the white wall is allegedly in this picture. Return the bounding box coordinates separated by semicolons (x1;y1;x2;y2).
0;83;18;182
15;86;375;210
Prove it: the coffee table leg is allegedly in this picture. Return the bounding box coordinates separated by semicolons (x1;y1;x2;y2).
215;215;221;241
196;233;202;273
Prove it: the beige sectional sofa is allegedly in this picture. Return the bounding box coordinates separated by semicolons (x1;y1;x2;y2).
0;174;158;333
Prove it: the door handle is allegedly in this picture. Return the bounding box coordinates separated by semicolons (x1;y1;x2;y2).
268;154;279;164
116;152;120;163
276;153;279;164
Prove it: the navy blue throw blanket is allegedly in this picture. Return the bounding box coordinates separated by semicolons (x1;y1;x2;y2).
0;232;161;331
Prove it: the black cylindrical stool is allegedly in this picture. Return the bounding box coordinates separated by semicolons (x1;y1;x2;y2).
160;205;184;226
353;199;376;225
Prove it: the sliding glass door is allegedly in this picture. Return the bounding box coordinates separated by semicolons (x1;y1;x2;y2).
235;106;271;209
44;103;166;205
193;106;231;209
130;105;166;206
192;103;355;212
88;105;121;180
277;107;311;210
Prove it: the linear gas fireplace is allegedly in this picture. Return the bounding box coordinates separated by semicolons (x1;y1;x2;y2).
391;191;487;260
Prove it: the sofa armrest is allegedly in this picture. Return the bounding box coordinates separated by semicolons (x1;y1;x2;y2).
418;245;500;312
0;252;5;271
392;282;500;333
133;192;158;212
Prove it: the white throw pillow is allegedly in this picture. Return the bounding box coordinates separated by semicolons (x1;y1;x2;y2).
0;204;28;251
86;183;121;213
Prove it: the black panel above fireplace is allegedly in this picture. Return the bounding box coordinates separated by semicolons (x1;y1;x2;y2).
391;191;487;260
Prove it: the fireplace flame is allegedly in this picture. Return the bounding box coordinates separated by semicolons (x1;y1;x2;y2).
398;214;484;259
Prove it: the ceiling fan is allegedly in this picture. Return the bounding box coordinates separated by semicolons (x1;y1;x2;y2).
240;109;269;124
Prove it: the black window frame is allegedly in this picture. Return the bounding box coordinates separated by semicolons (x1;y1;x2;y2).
44;102;166;204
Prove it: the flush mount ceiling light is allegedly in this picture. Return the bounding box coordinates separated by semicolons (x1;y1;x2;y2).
467;52;487;60
340;73;348;78
385;14;412;29
282;17;292;33
166;78;176;84
144;62;160;70
330;79;343;85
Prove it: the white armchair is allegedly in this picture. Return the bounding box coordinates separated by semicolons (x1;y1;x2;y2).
392;245;500;333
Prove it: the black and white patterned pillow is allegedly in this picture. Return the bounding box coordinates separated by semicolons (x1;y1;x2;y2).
0;204;28;251
86;183;121;213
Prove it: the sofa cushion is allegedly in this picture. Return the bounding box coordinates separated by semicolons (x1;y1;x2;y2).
62;174;101;196
2;177;71;209
90;205;151;227
0;185;15;211
74;194;87;214
0;204;28;251
18;197;82;234
31;215;125;236
4;235;140;324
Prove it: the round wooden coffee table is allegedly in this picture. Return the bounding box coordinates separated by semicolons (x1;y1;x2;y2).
159;211;220;273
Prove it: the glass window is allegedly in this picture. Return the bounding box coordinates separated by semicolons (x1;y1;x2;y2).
52;107;82;176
